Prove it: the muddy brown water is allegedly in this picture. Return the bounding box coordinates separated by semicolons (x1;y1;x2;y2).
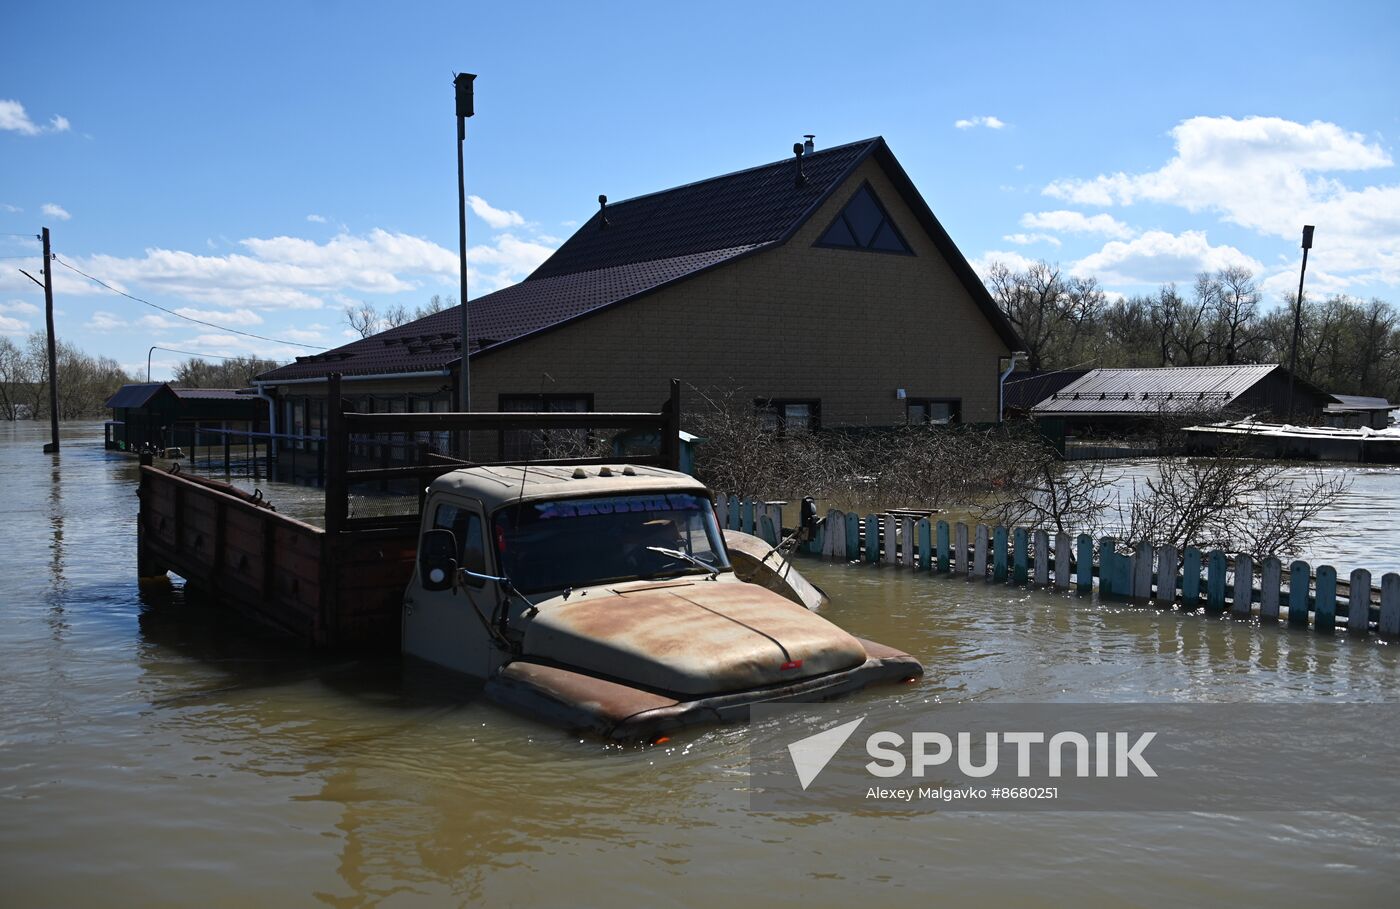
3;422;1399;907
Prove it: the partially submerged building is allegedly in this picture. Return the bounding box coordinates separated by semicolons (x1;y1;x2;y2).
1323;395;1394;430
1031;364;1334;436
104;383;263;452
253;136;1022;456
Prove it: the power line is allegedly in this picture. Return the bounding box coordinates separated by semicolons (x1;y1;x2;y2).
150;347;244;361
51;255;328;350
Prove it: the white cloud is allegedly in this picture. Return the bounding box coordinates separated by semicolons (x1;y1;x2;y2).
0;100;70;136
306;214;328;224
0;300;39;316
466;233;556;292
85;310;178;333
1071;230;1263;284
1002;233;1062;247
467;195;525;229
87;311;127;331
18;225;557;315
0;314;27;334
2;203;21;213
41;203;71;221
173;306;263;326
1042;116;1400;287
954;116;1006;130
1019;210;1135;240
969;250;1041;278
560;219;578;228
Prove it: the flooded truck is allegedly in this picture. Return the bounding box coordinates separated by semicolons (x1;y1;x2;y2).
136;378;921;740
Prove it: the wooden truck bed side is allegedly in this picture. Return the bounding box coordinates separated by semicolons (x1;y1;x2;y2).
137;465;416;649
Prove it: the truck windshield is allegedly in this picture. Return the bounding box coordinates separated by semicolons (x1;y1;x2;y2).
493;492;730;593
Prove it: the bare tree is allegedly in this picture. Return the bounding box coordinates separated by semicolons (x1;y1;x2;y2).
1211;266;1262;364
344;302;382;339
345;295;452;338
0;336;37;420
986;260;1106;370
416;294;453;319
173;356;282;388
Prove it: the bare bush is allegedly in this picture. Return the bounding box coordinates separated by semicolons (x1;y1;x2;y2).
686;384;1045;513
978;446;1350;559
1119;459;1349;556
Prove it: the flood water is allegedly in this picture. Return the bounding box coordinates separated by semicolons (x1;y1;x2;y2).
3;422;1399;907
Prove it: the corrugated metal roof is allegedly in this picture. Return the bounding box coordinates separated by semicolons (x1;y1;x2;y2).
1326;394;1393;411
1032;365;1280;415
171;387;252;400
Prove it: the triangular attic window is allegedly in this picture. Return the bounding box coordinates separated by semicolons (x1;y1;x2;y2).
816;183;913;255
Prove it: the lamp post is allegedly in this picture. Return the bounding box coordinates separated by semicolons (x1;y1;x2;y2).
454;72;476;457
1286;225;1315;422
147;346;239;382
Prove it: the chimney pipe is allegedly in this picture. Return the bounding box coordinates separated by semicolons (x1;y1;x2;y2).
793;143;806;187
803;134;815;154
598;194;609;229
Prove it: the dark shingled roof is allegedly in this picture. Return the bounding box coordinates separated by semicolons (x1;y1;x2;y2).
529;141;874;279
1002;370;1091;412
105;383;170;409
105;383;251;408
256;137;1021;384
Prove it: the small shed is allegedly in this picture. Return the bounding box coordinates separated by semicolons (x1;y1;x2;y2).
105;383;264;452
1324;394;1395;430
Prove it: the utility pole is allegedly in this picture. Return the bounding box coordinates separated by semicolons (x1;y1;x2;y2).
1286;225;1315;423
19;228;60;452
454;72;476;458
42;227;59;452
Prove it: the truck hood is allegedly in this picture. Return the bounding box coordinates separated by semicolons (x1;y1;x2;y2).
519;580;868;696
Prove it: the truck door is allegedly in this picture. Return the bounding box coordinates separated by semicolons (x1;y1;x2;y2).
403;499;498;677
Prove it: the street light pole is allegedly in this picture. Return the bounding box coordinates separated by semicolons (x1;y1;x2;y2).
454;72;476;457
1286;225;1315;423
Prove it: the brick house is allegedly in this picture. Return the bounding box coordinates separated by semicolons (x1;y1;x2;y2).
253;137;1022;454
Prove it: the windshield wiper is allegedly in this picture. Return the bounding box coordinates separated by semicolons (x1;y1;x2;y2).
644;546;720;580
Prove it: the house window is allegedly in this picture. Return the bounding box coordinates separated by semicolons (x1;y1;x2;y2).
755;398;821;434
411;394;451;454
499;393;594;460
907;398;961;426
814;182;913;255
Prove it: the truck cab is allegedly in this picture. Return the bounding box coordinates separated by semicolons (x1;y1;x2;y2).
403;463;922;740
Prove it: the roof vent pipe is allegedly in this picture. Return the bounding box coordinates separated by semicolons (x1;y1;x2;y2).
803;134;815;154
793;143;807;187
598;194;609;228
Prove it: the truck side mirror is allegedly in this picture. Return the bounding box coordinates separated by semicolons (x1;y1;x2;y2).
420;528;459;591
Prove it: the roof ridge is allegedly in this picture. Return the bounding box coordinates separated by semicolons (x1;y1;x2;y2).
1091;363;1278;371
598;137;882;209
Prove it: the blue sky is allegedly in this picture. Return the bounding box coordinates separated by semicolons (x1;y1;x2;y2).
2;0;1398;378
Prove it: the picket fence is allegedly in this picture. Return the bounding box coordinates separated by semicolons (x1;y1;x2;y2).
714;494;1400;638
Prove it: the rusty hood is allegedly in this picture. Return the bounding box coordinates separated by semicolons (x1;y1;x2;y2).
519;580;868;696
